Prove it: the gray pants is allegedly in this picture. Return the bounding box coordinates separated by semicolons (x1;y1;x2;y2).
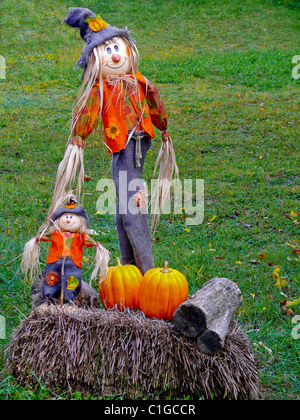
112;135;154;275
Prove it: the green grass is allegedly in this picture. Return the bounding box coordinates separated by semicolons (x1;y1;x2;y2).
0;0;300;399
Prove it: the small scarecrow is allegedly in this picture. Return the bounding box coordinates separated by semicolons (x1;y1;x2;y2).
22;197;110;308
49;7;178;276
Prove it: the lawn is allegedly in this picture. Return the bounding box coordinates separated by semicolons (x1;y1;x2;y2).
0;0;300;400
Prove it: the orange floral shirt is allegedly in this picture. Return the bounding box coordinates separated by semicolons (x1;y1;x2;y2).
73;74;168;149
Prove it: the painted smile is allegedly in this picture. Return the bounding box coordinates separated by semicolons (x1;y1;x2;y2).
105;57;128;70
64;222;74;228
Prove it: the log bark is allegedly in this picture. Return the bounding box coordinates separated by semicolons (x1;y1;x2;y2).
173;278;243;355
31;272;100;309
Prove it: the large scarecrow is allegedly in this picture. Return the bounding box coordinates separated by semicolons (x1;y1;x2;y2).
49;7;178;275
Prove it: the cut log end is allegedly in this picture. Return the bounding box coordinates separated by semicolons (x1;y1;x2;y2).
173;305;206;338
172;277;243;354
197;330;222;356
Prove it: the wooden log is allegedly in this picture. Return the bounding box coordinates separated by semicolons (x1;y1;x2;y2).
31;272;100;309
173;278;243;354
196;310;235;355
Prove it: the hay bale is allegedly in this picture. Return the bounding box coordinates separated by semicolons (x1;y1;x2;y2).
6;307;259;400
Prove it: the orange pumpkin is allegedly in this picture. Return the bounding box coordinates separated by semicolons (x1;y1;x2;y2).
139;262;189;320
88;17;107;32
99;258;142;310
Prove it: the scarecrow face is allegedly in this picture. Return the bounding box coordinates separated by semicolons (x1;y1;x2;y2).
58;213;82;233
100;37;131;78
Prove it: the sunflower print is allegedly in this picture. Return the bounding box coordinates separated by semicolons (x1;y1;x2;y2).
105;123;121;140
45;271;60;287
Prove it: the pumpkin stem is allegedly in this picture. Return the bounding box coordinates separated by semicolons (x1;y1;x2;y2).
116;257;122;267
161;261;170;273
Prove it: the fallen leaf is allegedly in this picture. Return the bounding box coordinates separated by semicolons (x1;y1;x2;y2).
276;277;288;288
293;249;300;255
235;261;243;265
280;300;294;316
249;259;260;265
286;298;300;307
258;253;267;259
286;242;296;248
272;266;287;288
272;266;281;278
213;256;224;260
210;215;217;222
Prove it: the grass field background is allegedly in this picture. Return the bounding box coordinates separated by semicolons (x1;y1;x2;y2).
0;0;299;399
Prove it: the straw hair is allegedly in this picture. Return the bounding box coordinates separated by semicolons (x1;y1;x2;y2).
151;136;179;232
6;309;259;400
21;238;40;282
90;243;110;286
48;145;85;219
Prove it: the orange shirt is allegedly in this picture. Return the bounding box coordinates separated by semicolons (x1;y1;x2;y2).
41;231;96;268
73;72;169;153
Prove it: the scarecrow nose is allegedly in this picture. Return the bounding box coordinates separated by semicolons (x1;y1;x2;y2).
112;53;121;63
